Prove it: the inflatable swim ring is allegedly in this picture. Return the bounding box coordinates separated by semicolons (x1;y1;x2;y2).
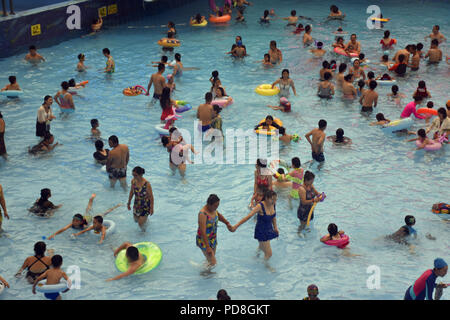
0;90;23;98
333;47;358;58
381;118;413;133
212;97;233;107
92;219;116;235
191;20;208;27
255;118;283;136
417;108;438;116
157;39;181;48
123;85;146;96
432;203;450;219
36;279;69;293
416;139;442;151
115;242;162;275
209;15;231;24
376;79;397;86
175;100;192;113
155;124;170;135
322;234;350;249
255;84;280;96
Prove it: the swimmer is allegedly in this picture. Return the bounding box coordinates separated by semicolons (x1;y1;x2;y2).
272;69;296;98
72;215;108;244
227;36;247;57
297;171;323;231
328;5;345;20
249;186;265;209
344;34;361;56
259;53;274;67
259;10;271;23
197;92;214;133
365;71;375;87
303;285;320;300
424;25;446;44
342;74;357;99
32;255;71;300
310;41;326;57
336;63;347;87
349;59;366;82
67;79;86;90
106;242;145;281
327;128;352;145
425;39;443;63
380;30;396;50
25;45;45;63
272;168;292;189
370;113;390;126
320;223;358;256
416;43;424;58
267;97;291;112
386;216;417;252
127;166;154;231
1;75;20;91
421;101;435;125
357;53;368;65
90;119;101;137
151;55;168;67
28;132;60;155
282;10;298;26
287;157;304;209
54;81;75;111
165;74;176;96
406;129;434;150
400;96;425;119
190;13;206;25
268;40;282;64
269;9;276;16
332;36;345;49
389;54;408;76
210;105;223;137
146;63;166;101
413;81;431;99
171;53;183;77
236;8;245;22
305;120;327;164
380;54;394;68
278;127;297;144
102;48;114;73
93;140;109;165
213;87;232;106
356;80;365;97
167;21;176;35
408;45;421;71
303;25;313;47
319;61;334;81
211;78;227;97
229;40;247;58
359;80;378;113
393;45;412;65
292;23;304;34
28;188;62;218
376;73;394;82
318;72;334;99
425;108;450;139
404;258;448;300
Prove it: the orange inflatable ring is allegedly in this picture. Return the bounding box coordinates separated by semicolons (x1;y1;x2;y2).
123;86;144;96
209;15;231;23
417;108;438;116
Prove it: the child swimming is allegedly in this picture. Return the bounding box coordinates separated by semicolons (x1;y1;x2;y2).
326;128;352;145
1;76;21;91
267;97;291;112
370;113;390;126
32;255;71;300
310;41;326;57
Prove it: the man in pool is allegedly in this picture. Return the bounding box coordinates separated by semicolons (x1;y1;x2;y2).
404;258;448;300
305;119;327;163
344;34;361;56
393;45;411;65
106;135;129;190
146;63;166;101
359;80;378;113
25;45;45;63
425;25;446;44
197;92;214;133
268;40;283;64
425;39;443;63
107;242;145;281
102;48;115;73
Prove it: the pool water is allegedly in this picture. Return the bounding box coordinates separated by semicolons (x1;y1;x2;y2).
0;0;449;300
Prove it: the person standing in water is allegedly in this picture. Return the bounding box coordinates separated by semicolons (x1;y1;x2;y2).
297;171;324;233
305;119;327;163
106;135;129;190
272;69;296;98
54;81;75;111
127;166;154;232
404;258;448;300
146;63;166;101
36;96;56;138
102;48;115;73
196;194;233;267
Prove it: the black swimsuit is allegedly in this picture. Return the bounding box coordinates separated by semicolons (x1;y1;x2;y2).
26;255;50;280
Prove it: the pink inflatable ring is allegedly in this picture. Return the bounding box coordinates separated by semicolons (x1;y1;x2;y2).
321;234;350;249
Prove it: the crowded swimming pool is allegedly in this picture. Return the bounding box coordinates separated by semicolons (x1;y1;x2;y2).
0;0;449;300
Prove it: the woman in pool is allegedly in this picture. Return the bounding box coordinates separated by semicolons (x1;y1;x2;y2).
213;87;233;106
303;25;313;47
260;10;271;23
425;107;450;140
380;30;396;50
349;59;366;82
15;241;53;284
28;188;62;217
336;63;347;88
127;166;154;231
370;113;391;126
196;194;233;267
332;36;345;49
272;69;296;98
297;171;324;232
232;190;279;261
54;81;75;111
36;96;56;138
161;135;197;177
327;128;352;145
268;40;282;64
210;77;227;97
93;140;109;165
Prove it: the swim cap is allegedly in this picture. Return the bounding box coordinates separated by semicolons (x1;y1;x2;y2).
434;258;448;269
307;284;319;294
446;100;450;108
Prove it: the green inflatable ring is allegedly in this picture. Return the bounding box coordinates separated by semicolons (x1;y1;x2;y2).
115;242;162;275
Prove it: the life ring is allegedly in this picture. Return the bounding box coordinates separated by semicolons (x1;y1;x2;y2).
381;118;413;133
175;100;192;113
432;203;450;219
322;234;350;249
416;139;442;151
255;84;280;96
333;47;358;58
376;79;397;86
417;108;438;116
191;20;208;27
115;242;162;275
212;97;233;107
36;279;69;293
209;15;231;23
92;219;116;235
157;39;181;48
255;118;283;136
371;17;390;22
123;85;147;96
0;90;23;98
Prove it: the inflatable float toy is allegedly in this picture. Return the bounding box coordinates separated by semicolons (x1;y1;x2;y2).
209;15;231;24
157;39;180;48
0;90;23;98
333;47;358;58
416;135;447;151
255;84;280;96
191;19;208;27
212;97;233;107
321;233;350;249
36;279;69;294
417;108;438;116
123;85;147;96
432;203;450;219
306;193;326;226
381;118;413;134
255;118;283;136
155;110;182;135
92;219;116;235
269;159;291;174
376;79;397;86
371;17;390;22
175;100;192;113
115;241;162;275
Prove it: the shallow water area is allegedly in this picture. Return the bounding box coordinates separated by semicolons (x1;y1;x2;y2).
0;0;449;300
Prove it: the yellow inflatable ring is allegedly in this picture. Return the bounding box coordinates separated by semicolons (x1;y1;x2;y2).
371;18;390;22
191;20;208;27
255;118;283;135
255;84;280;96
157;39;181;48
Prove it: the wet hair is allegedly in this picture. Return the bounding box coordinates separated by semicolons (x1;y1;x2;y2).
72;214;87;226
195;13;202;23
405;215;415;226
61;81;69;90
216;87;225;97
416;43;423;50
398;54;405;62
338;63;347;73
304;170;315;182
262;189;277;201
90;119;99;128
174;53;181;61
357;80;365;90
236;36;242;41
431;39;439;46
384;30;390;38
43;132;53;141
367;71;375;79
437;107;447;118
344;74;353;82
359;53;365;60
34;241;46;256
433;25;440;30
213;104;222;114
161;136;169;147
160;87;172;111
335;128;344;143
158;63;165;71
376;113;386;121
102;48;110;55
167;31;175;38
382;55;389;62
281;69;290;78
51;255;63;268
297;23;304;29
38;188;51;206
132;166;145;176
277;168;285;175
78;53;85;60
305;25;311;32
413;96;423;103
291;10;296;16
108;135;119;145
322;61;329;68
93;215;103;224
279;127;286;135
205;92;213;103
351;34;357;38
324;72;332;81
264;53;270;60
161;56;168;63
318;119;327;129
68;79;76;87
330;5;338;13
217;289;231;300
256;158;267;168
168;21;175;28
95;140;104;151
270;40;277;47
0;112;2;119
336;36;343;43
317;41;323;48
29;45;37;50
8;76;16;84
292;157;301;168
427;101;434;108
418;80;426;89
126;246;139;262
265;115;274;122
263;10;269;18
207;194;220;206
391;85;399;94
369;80;377;90
328;223;338;237
169;127;178;134
417;129;426;138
